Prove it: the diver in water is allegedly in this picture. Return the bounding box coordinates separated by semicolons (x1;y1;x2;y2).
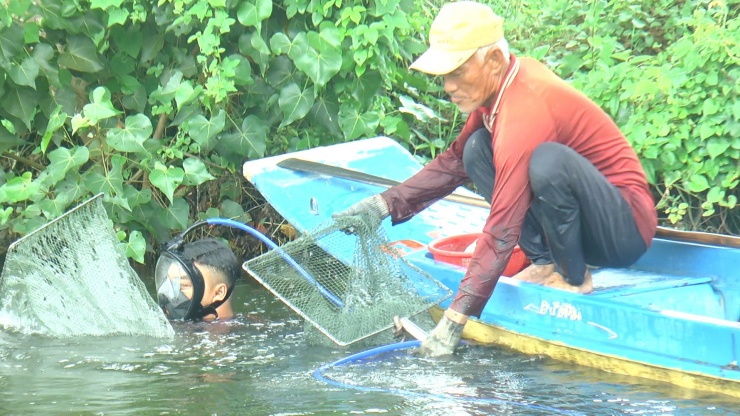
155;237;241;322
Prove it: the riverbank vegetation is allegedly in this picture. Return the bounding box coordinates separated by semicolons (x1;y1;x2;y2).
0;0;737;267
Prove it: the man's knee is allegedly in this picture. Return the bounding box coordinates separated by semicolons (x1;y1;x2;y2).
528;142;571;194
462;128;492;174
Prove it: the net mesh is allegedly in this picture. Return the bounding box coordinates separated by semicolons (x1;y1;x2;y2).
243;215;452;346
0;194;174;338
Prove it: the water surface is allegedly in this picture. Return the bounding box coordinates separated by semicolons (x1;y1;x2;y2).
1;282;738;415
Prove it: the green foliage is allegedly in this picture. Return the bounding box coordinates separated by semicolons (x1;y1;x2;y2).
0;0;738;267
561;0;740;231
0;0;430;262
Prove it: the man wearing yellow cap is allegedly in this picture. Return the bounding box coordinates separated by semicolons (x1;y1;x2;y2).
334;1;657;356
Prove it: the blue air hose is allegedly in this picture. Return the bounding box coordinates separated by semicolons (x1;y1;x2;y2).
198;218;344;307
313;340;586;415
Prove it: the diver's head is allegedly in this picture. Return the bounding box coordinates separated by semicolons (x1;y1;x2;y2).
155;237;240;322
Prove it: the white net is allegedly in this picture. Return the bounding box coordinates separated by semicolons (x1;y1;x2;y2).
0;194;174;338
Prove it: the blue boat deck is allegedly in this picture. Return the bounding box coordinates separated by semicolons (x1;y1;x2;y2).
590;268;726;320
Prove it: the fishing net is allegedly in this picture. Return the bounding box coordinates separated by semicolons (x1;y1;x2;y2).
243;215;452;346
0;194;174;338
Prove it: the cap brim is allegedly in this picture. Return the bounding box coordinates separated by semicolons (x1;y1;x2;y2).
409;47;477;75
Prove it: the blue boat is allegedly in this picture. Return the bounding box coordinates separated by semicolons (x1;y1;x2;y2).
242;136;740;397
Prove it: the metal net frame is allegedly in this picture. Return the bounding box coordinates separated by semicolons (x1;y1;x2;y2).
243;215;452;346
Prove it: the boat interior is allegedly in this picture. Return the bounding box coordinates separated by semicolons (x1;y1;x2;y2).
542;235;739;323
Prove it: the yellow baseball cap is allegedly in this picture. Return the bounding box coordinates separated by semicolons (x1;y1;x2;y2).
410;1;504;75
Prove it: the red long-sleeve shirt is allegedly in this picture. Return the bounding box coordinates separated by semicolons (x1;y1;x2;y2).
381;55;657;317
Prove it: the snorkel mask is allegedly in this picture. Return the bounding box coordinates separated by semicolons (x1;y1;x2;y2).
155;226;234;321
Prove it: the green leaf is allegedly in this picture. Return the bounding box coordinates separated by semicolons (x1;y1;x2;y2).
686;174;710;193
199;207;220;220
140;33;164;63
55;175;85;205
220;199;249;222
265;55;296;90
0;123;25;153
339;107;380;141
706;186;723;203
308;95;342;138
251;31;271;56
149;161;184;204
352;71;382;110
83;87;122;123
47;146;89;184
698;123;715;140
122;85;147;113
2;85;38;130
731;101;740;121
41;106;67;154
123;184;152;209
219;115;267;158
106;113;153;153
149;71;182;105
0;22;23;65
1;172;39;203
702;99;720;116
108;8;129;27
270;32;292;55
111;26;143;59
182;157;215;186
8;57;40;88
38;196;68;220
278;83;315;127
705;138;730;159
32;43;60;87
90;0;124;10
158;197;190;230
399;94;441;122
291;30;342;87
70;113;92;135
58;35;104;73
0;207;13;226
82;154;125;196
237;0;272;27
187;110;225;150
229;54;253;86
175;80;201;110
125;230;146;263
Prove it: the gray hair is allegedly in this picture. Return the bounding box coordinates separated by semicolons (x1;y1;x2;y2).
477;38;510;64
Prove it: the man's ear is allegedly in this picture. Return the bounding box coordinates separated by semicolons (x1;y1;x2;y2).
212;282;228;302
485;46;506;74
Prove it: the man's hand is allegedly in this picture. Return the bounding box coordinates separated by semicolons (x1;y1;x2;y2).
332;194;389;230
417;312;465;357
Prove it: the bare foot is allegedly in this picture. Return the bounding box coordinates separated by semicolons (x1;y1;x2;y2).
543;270;593;294
511;263;555;284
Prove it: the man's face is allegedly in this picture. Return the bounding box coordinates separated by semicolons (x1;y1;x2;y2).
166;262;222;307
442;49;502;113
166;262;194;300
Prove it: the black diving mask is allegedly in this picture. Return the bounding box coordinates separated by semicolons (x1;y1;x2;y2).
154;250;211;321
155;223;235;321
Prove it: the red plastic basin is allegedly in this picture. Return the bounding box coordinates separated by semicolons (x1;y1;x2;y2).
427;233;529;276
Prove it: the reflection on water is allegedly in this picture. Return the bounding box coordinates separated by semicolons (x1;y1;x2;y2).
0;282;738;415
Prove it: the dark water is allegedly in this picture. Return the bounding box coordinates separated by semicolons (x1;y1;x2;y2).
1;281;738;416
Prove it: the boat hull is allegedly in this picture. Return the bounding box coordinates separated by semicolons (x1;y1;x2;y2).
242;136;740;396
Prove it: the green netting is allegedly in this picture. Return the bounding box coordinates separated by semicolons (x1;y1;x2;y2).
243;215;452;346
0;194;174;338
